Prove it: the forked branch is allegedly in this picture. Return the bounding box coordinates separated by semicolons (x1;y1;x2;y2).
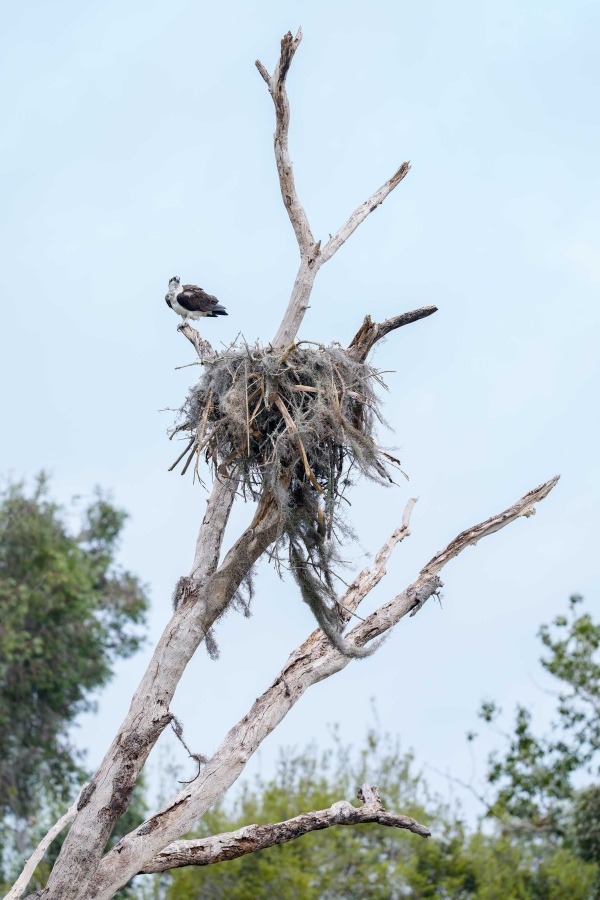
140;783;429;873
87;479;558;897
348;307;438;362
256;30;411;347
256;28;314;256
40;31;420;899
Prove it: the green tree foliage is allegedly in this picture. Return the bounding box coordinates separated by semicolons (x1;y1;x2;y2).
162;596;600;898
478;596;600;835
163;728;594;900
165;730;472;900
466;833;594;900
472;594;600;897
0;474;149;882
573;785;600;866
2;481;596;900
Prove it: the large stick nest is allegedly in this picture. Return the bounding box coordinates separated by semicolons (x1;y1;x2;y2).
171;341;403;657
172;342;400;503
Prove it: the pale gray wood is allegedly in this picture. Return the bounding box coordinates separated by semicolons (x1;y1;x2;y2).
255;30;410;349
5;785;88;900
347;307;439;362
139;782;430;873
38;489;279;900
85;480;558;898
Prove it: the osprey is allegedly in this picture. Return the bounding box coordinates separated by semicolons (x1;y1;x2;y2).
165;276;228;324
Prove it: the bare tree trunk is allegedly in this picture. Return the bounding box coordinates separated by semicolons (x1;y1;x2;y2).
12;29;560;900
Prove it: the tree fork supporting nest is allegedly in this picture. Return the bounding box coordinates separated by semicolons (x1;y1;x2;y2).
24;27;555;900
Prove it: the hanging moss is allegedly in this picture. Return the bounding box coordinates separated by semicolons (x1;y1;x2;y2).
171;341;404;657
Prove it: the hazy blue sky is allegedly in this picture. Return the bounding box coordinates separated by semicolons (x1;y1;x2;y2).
1;0;598;818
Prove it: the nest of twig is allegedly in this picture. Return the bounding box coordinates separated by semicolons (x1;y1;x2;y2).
171;341;403;657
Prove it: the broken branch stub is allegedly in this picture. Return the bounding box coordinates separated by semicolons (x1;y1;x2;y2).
347;307;439;363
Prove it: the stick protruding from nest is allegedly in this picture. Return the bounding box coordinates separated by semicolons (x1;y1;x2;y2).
171;339;403;657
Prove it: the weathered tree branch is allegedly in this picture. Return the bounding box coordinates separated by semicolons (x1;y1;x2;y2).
40;487;280;900
189;476;238;584
140;783;429;874
256;29;313;256
318;162;411;266
6;784;88;900
177;323;215;359
419;475;559;579
257;30;411;348
347;307;438;363
338;475;560;651
87;480;557;896
75;501;415;897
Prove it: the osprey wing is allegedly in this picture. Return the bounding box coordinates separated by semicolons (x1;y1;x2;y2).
179;285;228;316
178;285;220;313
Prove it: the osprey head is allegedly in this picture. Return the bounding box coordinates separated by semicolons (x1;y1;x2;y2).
167;275;182;298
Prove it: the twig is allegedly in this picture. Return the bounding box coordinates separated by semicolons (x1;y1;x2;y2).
168;438;196;472
195;386;214;458
425;763;489;809
334;598;366;622
5;783;88;900
171;717;209;784
180;444;198;477
274;396;324;493
244;360;250;455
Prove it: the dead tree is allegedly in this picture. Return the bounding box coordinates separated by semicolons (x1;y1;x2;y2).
12;29;559;900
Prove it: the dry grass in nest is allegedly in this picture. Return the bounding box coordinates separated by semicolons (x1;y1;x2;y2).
171;341;401;512
170;340;405;657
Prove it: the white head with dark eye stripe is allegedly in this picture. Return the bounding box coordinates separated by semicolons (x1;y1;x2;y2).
167;276;182;298
165;277;228;321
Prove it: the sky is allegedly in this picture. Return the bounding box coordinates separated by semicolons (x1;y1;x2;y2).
1;0;599;823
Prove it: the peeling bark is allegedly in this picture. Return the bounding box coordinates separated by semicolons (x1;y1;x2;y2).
140;783;430;873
